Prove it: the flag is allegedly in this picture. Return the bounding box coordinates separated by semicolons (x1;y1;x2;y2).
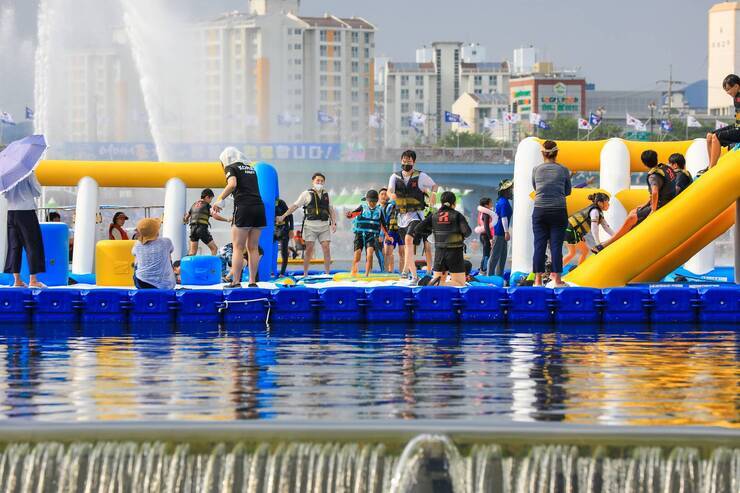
529;112;542;125
444;111;461;123
635;121;648;132
660;120;673;132
589;112;602;127
0;111;15;125
410;111;426;129
578;118;592;131
368;113;383;129
25;107;34;120
686;115;702;128
483;117;498;129
626;113;642;128
317;110;336;124
538;119;551;130
277;112;300;126
458;120;470;130
503;112;521;124
715;120;727;130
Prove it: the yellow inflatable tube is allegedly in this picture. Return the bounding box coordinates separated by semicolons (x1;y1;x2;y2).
565;149;740;288
36;160;226;188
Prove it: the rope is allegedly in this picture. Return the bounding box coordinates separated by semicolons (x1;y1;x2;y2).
218;298;271;326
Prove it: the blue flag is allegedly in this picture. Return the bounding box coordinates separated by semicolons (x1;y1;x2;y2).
317;110;336;124
538;120;551;130
444;111;461;123
0;111;15;125
589;112;601;127
660;119;673;132
25;107;34;120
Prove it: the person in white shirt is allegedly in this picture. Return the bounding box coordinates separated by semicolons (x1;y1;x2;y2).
3;173;46;288
386;150;438;283
277;173;336;276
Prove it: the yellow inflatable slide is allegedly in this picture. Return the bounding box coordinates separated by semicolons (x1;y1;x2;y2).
565;149;739;288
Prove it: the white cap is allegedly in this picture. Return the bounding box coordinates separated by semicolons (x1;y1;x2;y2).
219;146;248;167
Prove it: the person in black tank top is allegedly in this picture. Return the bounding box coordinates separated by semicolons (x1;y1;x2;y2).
707;74;740;169
212;147;266;288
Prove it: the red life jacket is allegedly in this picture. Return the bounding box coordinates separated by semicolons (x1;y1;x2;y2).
109;223;129;240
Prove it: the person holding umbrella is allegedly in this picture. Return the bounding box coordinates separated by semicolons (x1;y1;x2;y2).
0;135;48;288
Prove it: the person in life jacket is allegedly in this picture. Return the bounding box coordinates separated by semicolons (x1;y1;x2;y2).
706;74;740;169
387;150;438;283
475;197;498;274
668;153;693;195
593;150;676;253
379;188;403;272
346;189;387;276
562;192;614;266
413;191;472;287
277;172;337;276
274;197;294;277
183;188;231;256
488;179;513;278
109;211;129;240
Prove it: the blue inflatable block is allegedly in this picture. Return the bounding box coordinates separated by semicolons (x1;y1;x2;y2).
80;289;129;322
650;287;697;323
698;286;740;324
177;290;223;323
365;286;412;323
129;290;176;322
460;287;506;323
180;256;222;285
509;271;527;287
20;223;69;286
603;287;650;323
272;288;316;323
70;273;96;285
554;287;602;324
222;288;271;323
507;287;554;323
32;289;80;322
412;286;460;323
318;287;365;323
471;275;505;287
254;162;279;283
0;289;32;322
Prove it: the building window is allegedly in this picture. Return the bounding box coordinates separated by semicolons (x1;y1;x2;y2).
474;75;482;86
320;90;328;101
364;47;370;58
352;121;359;131
320;30;327;42
416;103;424;112
334;46;341;56
320;75;328;85
415;75;423;86
352;76;359;87
364;32;371;43
352;106;359;117
352;46;359;58
415;89;424;98
401;76;409;86
352;61;359;72
295;59;301;65
474;88;482;95
333;60;341;71
333;75;341;85
352;32;359;43
320;60;328;71
364;63;370;72
294;43;301;50
489;75;496;85
401;88;409;99
352;91;359;102
320;45;328;57
333;90;341;99
401;103;409;113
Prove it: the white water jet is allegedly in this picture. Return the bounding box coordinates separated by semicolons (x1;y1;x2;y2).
33;0;54;138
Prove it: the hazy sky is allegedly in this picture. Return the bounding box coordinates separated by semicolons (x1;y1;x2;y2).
4;0;722;90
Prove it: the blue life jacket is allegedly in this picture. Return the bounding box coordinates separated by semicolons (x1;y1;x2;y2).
352;203;382;234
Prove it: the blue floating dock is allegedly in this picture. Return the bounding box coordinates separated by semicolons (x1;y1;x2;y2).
0;285;737;325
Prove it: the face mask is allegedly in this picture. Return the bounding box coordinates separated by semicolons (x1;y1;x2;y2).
401;164;413;172
313;183;324;191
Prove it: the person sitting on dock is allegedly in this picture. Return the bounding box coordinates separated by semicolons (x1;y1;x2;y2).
184;188;231;256
668;153;693;195
413;191;471;287
345;189;386;276
593;150;675;253
132;218;176;290
277;173;337;277
706;74;740;169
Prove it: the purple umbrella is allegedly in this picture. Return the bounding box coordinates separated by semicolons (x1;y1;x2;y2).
0;134;47;194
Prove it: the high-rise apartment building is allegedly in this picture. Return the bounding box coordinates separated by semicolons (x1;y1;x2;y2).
707;2;740;115
383;42;509;148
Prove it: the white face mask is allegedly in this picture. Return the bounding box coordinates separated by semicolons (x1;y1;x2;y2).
313;182;324;191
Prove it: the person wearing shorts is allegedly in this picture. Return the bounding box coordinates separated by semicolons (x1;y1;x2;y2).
212;147;265;288
387;150;438;283
278;172;336;276
184;188;231;256
707;74;740;169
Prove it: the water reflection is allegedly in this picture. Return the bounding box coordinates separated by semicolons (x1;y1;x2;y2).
0;323;736;426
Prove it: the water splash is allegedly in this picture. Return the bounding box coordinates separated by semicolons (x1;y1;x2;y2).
32;0;53;138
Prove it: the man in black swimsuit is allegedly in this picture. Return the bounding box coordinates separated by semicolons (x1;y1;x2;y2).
212;147;266;288
183;188;231;256
707;74;740;169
